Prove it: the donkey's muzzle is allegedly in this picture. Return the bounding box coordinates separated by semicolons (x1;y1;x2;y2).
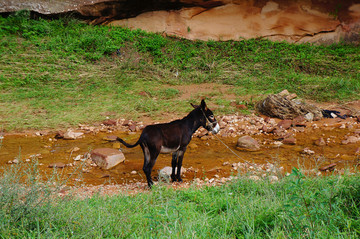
211;122;220;134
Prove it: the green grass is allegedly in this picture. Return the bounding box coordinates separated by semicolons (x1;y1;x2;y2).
0;11;359;130
1;162;359;238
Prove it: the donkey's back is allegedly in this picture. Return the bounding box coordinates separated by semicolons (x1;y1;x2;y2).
141;119;192;154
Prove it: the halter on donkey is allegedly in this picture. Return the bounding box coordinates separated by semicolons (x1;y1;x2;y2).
117;99;220;188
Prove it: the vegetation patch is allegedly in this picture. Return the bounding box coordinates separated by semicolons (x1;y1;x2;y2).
0;11;359;130
0;161;359;238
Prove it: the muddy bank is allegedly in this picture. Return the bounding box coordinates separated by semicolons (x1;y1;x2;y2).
1;111;359;196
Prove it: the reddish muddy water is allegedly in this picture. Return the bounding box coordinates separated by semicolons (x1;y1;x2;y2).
1;117;359;187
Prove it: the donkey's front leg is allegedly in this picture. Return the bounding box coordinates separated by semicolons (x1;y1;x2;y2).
171;152;178;182
175;150;185;182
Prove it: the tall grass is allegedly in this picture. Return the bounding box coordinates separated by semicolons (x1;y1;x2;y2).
0;11;359;130
0;161;359;238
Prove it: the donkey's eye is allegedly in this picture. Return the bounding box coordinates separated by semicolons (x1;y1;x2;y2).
209;115;214;120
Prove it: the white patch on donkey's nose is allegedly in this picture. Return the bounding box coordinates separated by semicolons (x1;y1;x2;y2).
212;123;220;134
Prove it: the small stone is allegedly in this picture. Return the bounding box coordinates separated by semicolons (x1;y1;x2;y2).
55;131;64;139
66;147;80;153
103;135;118;141
236;136;260;151
131;170;137;175
12;159;19;164
188;143;198;149
293;116;306;127
219;177;227;183
341;136;360;145
262;125;274;133
319;163;336;172
159;166;184;180
355;147;360;156
122;120;130;126
273;128;286;137
268;175;279;182
129;125;137;132
293;127;305;132
304;113;314;122
48;162;66;168
277;120;292;130
302;148;315;155
200;136;208;141
314;138;326;146
63;130;84;140
194;178;202;184
283;136;296;145
74;155;82;161
249;175;260;181
103;119;117;126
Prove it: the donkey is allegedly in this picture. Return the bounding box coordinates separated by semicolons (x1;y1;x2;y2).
117;99;220;187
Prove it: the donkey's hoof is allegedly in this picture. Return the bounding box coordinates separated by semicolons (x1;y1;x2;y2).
177;178;183;182
147;181;154;188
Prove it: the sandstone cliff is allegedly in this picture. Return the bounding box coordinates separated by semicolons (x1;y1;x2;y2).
1;0;359;44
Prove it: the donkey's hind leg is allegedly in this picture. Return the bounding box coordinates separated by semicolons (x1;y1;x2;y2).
175;150;185;182
141;144;159;188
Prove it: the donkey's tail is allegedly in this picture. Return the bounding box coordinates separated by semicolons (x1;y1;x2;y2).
116;137;140;148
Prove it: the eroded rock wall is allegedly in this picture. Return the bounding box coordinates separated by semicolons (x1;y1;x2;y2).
1;0;359;44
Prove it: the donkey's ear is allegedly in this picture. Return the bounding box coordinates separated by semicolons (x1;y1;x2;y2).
200;99;208;110
190;103;199;109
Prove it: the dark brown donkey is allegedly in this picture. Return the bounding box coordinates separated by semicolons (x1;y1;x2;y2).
117;99;220;187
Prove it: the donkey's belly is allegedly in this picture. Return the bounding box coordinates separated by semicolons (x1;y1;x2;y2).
160;145;180;154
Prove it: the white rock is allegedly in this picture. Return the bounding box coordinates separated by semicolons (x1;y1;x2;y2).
74;155;82;161
64;130;84;140
158;166;184;180
302;148;315;155
305;113;314;122
249;175;260;181
268;175;279;182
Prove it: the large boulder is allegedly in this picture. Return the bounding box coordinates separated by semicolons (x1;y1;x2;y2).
90;148;125;170
1;1;359;44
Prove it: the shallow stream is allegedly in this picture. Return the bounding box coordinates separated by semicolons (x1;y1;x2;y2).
1;118;359;186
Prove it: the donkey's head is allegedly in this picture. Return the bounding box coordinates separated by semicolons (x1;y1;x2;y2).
191;99;220;134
